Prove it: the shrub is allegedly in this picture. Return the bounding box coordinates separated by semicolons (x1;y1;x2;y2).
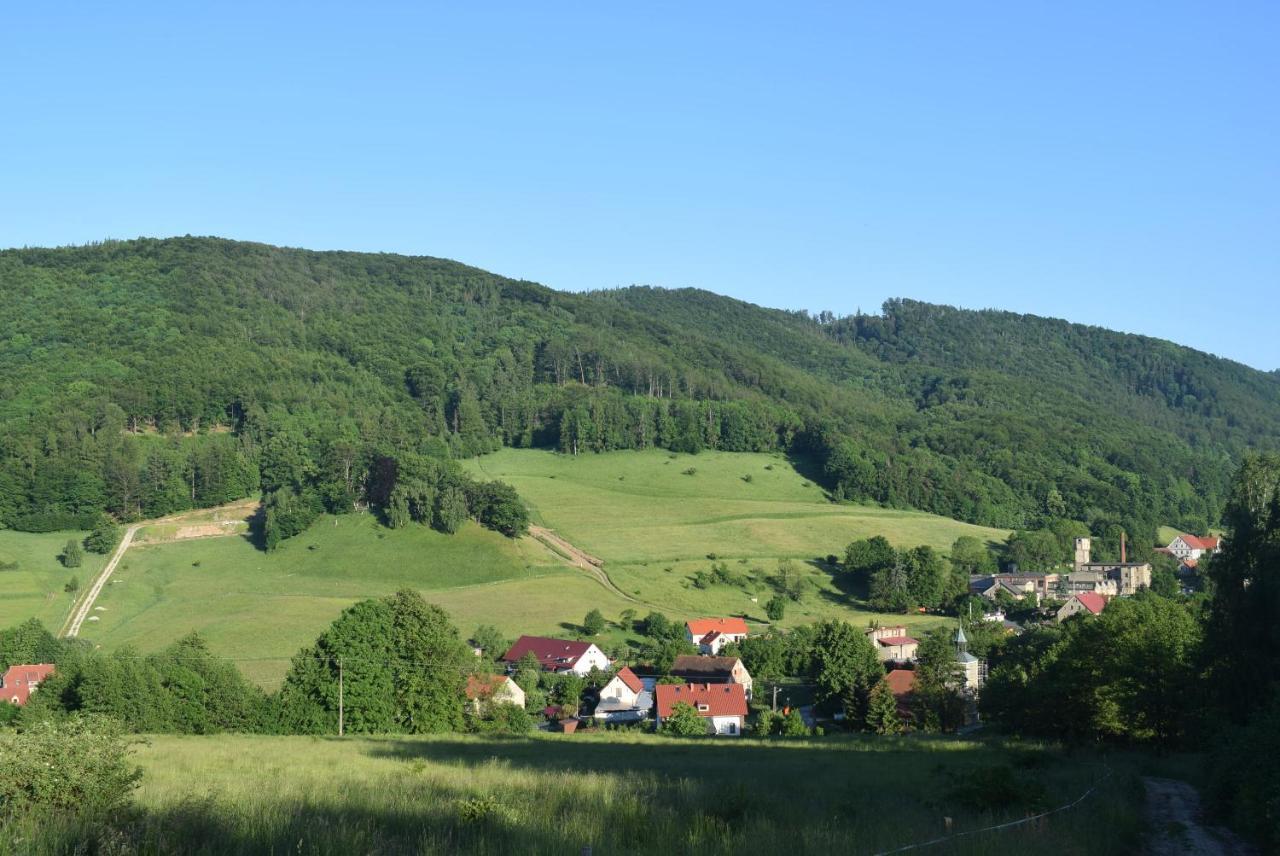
0;715;141;818
84;519;121;555
60;540;83;569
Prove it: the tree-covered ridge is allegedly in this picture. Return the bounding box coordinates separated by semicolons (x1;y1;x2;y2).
1;237;1275;544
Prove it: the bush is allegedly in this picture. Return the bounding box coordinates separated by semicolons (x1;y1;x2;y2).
765;596;786;621
59;540;82;569
582;609;606;636
84;519;121;555
0;715;141;818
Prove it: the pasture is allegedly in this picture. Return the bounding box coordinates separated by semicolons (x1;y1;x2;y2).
0;529;107;633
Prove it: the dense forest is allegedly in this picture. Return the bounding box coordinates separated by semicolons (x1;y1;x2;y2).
2;237;1277;548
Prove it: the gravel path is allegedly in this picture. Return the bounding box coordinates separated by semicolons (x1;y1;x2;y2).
1144;777;1253;855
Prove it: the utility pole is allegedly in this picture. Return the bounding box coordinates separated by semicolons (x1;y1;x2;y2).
338;657;344;737
772;684;779;712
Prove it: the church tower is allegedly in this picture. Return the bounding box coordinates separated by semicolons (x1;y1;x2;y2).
954;623;983;726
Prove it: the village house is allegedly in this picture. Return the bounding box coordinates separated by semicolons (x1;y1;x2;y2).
654;682;748;736
669;654;754;699
969;573;1060;604
501;635;611;676
1056;591;1108;623
885;669;918;723
1163;534;1222;563
464;673;526;712
865;625;919;663
684;617;749;655
1;663;55;706
592;666;653;723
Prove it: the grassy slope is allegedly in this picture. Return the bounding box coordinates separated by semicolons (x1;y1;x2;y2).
466;448;1010;631
0;530;108;633
111;732;1141;856
80;514;631;688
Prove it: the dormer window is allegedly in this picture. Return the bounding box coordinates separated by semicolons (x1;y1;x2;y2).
697;703;710;712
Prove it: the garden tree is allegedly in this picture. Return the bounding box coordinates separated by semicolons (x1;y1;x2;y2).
468;701;532;735
765;595;786;622
582;609;606;636
902;546;947;609
1205;452;1280;720
868;553;910;612
866;678;902;734
948;536;996;576
552;673;585;716
661;701;708;736
512;651;543;694
60;539;83;568
277;589;470;734
470;625;508;661
0;618;62;671
912;630;965;732
83;517;121;554
730;633;788;684
810;620;882;722
777;708;810;737
843;536;896;586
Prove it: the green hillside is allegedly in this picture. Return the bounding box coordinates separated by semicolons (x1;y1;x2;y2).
3;236;1277;554
0;529;106;632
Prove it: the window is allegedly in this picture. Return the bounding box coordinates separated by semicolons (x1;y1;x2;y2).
727;722;737;734
697;703;710;712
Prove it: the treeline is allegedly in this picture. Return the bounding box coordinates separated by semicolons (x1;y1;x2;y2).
5;238;1278;540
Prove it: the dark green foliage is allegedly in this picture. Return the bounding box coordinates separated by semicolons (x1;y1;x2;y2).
582;609;606;636
945;765;1047;814
810;620;882;723
660;701;707;736
4;238;1274;547
866;678;902;734
912;630;966;733
469;625;507;662
59;539;82;568
764;595;786;622
0;619;62;672
276;589;470;735
1205;696;1280;851
83;518;121;554
0;715;141;818
467;701;532;735
948;535;996;577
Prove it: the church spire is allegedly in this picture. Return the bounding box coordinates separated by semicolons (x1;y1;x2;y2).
954;622;968;658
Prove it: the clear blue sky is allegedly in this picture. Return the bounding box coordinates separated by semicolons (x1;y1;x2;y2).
4;2;1278;369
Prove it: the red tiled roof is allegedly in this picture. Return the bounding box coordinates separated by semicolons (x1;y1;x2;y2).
613;666;644;694
502;636;596;670
1073;592;1107;615
1;663;56;706
885;669;917;697
686;618;749;637
1178;535;1221;551
464;673;511;700
876;636;919;647
655;683;747;718
1181;558;1199;570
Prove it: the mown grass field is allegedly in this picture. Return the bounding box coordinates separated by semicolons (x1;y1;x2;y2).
30;731;1135;856
0;529;107;633
80;513;631;687
467;449;1010;632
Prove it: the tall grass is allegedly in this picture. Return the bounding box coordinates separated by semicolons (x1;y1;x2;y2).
5;732;1144;855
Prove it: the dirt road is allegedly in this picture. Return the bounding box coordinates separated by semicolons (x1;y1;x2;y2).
63;523;140;638
1144;777;1254;855
528;526;657;608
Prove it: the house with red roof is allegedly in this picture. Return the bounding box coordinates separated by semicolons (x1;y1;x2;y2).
2;663;55;706
654;682;748;736
1056;591;1108;623
464;673;526;712
685;617;749;654
670;655;754;699
501;636;610;676
866;625;920;663
593;666;653;722
1167;534;1223;563
885;668;918;722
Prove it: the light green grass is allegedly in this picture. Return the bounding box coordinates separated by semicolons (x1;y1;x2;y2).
0;529;107;632
466;449;1010;632
467;448;1009;562
78;731;1141;855
79;513;631;688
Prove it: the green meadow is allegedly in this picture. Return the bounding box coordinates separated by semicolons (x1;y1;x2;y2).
7;731;1138;856
0;529;107;634
78;514;629;687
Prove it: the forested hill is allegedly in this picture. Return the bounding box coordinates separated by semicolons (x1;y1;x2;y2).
1;237;1275;547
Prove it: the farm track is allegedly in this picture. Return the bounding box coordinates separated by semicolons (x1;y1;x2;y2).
527;526;660;609
1143;777;1254;855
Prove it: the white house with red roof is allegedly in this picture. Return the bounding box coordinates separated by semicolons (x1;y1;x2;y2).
2;663;55;706
655;683;748;736
1165;534;1222;563
501;635;610;676
865;625;919;663
1056;592;1108;623
593;666;653;722
685;617;749;654
464;673;526;712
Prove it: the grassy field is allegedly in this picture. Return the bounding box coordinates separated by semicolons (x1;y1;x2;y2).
79;513;632;687
467;449;1010;632
10;731;1139;855
0;529;108;633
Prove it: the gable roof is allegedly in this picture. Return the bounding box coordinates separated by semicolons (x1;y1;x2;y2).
1176;534;1220;551
875;636;919;647
885;668;917;697
655;683;747;718
501;635;596;669
1072;592;1107;615
612;666;644;694
699;630;723;646
1;663;56;705
686;618;749;637
670;655;742;678
464;673;512;700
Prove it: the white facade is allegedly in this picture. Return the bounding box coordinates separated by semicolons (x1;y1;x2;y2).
567;645;611;676
707;714;743;736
